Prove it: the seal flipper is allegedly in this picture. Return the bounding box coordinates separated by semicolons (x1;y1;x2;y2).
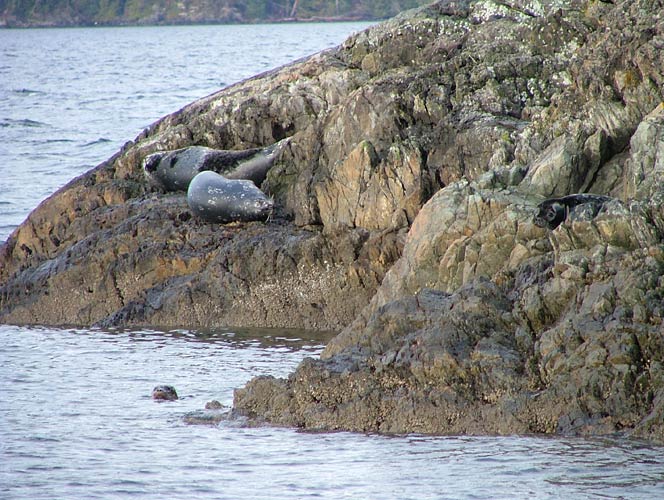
225;137;291;186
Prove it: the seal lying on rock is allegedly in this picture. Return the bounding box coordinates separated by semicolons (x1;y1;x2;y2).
143;137;290;191
534;194;613;230
187;170;274;223
152;385;178;401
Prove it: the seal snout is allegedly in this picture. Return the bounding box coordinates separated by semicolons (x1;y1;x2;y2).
256;197;274;211
253;198;274;219
152;385;178;401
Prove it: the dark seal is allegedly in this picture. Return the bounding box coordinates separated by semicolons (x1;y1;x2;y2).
143;138;290;192
152;385;178;401
187;170;273;223
534;194;612;230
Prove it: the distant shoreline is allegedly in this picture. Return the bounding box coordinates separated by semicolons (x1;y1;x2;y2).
0;15;384;29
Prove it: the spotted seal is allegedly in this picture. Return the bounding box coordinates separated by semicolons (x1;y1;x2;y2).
152;385;178;401
534;194;612;230
187;170;274;223
143;137;290;192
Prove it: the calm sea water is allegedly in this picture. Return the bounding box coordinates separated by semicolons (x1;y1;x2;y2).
1;23;664;500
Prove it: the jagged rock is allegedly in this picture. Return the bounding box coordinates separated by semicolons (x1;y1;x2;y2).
2;0;664;442
234;0;664;443
624;103;664;200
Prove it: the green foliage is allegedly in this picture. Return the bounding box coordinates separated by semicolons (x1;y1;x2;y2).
0;0;434;26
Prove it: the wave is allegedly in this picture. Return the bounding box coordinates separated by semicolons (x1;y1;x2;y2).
81;137;112;148
44;138;75;144
0;118;49;128
12;88;45;96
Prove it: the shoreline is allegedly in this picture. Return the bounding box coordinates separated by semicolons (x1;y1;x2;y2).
0;15;383;30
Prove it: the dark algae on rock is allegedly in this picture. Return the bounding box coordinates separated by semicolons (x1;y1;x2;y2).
2;0;664;442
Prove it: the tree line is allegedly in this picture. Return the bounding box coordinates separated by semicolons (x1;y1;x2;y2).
0;0;433;27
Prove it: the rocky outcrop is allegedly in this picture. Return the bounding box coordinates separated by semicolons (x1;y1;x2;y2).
2;0;664;441
0;43;405;330
235;0;664;443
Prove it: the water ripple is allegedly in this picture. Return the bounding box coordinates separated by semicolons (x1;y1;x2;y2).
0;118;49;128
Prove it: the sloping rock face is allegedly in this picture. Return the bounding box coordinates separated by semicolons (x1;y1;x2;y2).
2;0;664;441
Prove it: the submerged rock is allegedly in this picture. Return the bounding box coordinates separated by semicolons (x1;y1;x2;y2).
183;403;228;425
2;0;664;442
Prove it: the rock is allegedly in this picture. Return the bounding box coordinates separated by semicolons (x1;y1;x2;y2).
205;400;223;409
183;400;227;425
2;0;664;443
183;409;227;425
624;103;664;200
234;0;664;443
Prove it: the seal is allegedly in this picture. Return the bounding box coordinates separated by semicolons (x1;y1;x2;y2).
152;385;178;401
143;137;290;192
187;170;274;223
534;193;612;230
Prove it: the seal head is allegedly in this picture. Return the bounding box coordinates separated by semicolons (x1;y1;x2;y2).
152;385;178;401
534;194;612;230
534;201;566;230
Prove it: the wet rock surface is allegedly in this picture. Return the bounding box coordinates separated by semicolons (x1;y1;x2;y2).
2;0;664;442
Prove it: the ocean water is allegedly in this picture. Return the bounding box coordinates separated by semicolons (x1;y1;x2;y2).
1;23;664;500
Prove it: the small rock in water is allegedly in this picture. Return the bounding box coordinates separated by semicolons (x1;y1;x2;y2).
205;400;223;409
152;385;178;401
183;400;227;425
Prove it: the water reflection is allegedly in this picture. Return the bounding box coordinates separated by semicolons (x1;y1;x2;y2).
106;325;338;351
